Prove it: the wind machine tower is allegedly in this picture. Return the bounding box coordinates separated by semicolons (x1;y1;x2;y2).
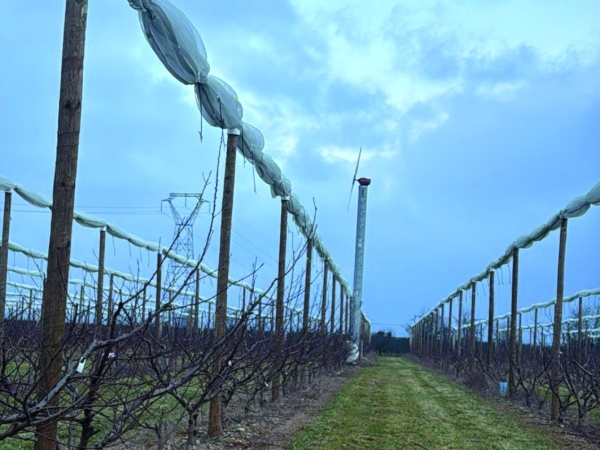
347;148;371;360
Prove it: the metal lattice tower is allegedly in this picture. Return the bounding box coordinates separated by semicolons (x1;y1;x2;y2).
161;193;207;288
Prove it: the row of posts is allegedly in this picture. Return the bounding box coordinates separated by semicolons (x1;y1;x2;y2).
0;192;354;334
0;132;361;439
411;218;571;421
12;5;363;446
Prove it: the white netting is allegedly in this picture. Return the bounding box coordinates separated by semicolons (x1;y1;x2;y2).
194;76;243;130
124;1;355;299
415;180;600;324
131;0;209;85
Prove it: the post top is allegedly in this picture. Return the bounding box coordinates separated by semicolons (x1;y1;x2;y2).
357;177;371;186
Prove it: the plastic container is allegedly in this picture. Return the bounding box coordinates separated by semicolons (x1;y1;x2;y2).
499;381;508;397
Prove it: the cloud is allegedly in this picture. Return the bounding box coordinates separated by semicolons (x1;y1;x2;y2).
409;111;449;142
319;146;396;165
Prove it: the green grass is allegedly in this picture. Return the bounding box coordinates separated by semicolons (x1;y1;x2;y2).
291;357;580;450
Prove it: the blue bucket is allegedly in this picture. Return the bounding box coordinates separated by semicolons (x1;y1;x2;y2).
499;382;508;397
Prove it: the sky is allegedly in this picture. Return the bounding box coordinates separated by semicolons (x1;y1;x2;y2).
1;0;599;336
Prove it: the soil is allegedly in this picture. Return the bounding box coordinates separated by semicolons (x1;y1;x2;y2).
168;366;359;450
490;398;600;450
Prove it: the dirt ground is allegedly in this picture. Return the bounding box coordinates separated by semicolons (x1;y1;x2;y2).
490;398;600;449
170;366;359;450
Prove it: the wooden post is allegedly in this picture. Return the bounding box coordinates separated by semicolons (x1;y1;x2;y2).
457;291;463;361
448;297;453;358
167;291;173;335
479;322;484;359
584;323;590;359
495;318;499;349
339;285;344;334
95;228;106;326
509;247;519;399
106;274;114;325
320;263;328;332
36;1;89;448
303;240;312;338
551;218;568;421
77;285;84;324
469;282;476;366
487;270;495;365
141;285;147;325
154;251;162;341
0;191;12;331
518;312;523;366
577;296;583;364
28;289;34;323
345;293;349;334
194;269;200;334
533;307;538;362
440;303;445;354
186;294;193;337
208;128;239;437
433;309;439;355
330;276;336;335
257;295;262;332
272;199;288;402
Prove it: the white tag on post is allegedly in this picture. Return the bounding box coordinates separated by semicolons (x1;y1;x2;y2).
77;359;86;373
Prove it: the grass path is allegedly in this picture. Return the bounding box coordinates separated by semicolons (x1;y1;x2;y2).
291;357;584;450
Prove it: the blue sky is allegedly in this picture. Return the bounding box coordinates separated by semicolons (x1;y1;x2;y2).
1;0;599;335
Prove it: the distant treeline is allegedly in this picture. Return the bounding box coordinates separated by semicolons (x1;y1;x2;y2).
370;331;410;355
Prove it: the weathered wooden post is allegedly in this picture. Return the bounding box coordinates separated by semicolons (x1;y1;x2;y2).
107;274;114;325
0;190;12;331
36;1;89;448
95;228;106;326
518;312;523;366
551;218;568;421
479;322;484;359
320;263;328;332
577;296;583;364
457;291;463;362
433;308;439;356
141;285;147;325
533;307;539;362
487;270;495;365
167;290;174;335
28;289;34;323
241;285;246;312
495;318;500;350
448;296;453;361
509;248;519;399
154;251;162;341
345;293;350;334
272;198;288;402
208;128;240;437
303;239;312;336
542;327;546;350
194;270;200;334
440;302;446;356
78;286;84;324
339;285;344;334
470;282;476;367
330;276;336;335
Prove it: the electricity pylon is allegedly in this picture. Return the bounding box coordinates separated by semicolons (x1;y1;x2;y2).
161;193;207;288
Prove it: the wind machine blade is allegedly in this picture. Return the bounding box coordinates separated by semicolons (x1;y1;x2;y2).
346;147;362;211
